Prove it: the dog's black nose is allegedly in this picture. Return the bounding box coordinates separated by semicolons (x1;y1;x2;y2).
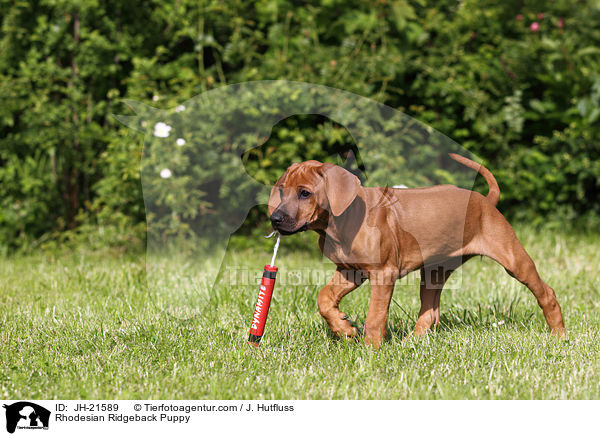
270;211;284;225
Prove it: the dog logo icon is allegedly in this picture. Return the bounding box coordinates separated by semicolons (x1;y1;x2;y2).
2;402;50;433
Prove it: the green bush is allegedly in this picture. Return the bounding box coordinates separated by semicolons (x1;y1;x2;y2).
408;0;600;222
0;0;599;251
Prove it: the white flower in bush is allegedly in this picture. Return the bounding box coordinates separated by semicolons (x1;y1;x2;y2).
175;105;186;112
176;138;186;146
153;122;172;138
152;95;160;101
160;168;172;179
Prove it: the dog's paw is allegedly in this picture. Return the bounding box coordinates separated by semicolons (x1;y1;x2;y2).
364;334;383;349
401;330;430;344
335;314;358;338
551;327;567;340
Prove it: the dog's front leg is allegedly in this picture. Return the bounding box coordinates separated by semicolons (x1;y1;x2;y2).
364;269;398;348
318;268;364;338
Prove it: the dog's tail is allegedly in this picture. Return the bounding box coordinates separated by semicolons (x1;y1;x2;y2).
448;153;500;206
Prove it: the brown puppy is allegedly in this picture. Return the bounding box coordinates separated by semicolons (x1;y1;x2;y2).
268;155;565;347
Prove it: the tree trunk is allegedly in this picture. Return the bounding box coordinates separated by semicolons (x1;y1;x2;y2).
65;11;80;229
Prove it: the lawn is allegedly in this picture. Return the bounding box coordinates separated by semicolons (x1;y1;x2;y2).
1;225;599;399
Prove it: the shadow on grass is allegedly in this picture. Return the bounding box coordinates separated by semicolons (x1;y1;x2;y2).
306;291;541;345
386;295;539;341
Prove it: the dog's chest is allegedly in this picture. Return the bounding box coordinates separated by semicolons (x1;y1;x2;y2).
318;229;393;269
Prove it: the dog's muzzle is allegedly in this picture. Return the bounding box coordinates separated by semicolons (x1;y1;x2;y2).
276;222;308;235
270;211;308;235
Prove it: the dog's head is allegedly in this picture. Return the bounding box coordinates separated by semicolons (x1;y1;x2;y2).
268;160;361;235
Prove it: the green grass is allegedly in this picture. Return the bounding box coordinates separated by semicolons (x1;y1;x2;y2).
1;225;599;399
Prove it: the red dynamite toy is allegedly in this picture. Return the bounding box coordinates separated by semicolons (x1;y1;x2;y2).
248;233;281;346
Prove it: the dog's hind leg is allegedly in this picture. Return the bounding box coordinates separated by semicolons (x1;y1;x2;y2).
475;213;565;337
413;257;472;336
414;282;442;336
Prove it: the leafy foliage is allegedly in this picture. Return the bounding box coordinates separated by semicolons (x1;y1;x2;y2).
0;0;599;250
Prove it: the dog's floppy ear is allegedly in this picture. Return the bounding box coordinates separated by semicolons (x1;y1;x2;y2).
323;163;361;216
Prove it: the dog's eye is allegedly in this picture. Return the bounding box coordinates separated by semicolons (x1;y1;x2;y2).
299;189;312;199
